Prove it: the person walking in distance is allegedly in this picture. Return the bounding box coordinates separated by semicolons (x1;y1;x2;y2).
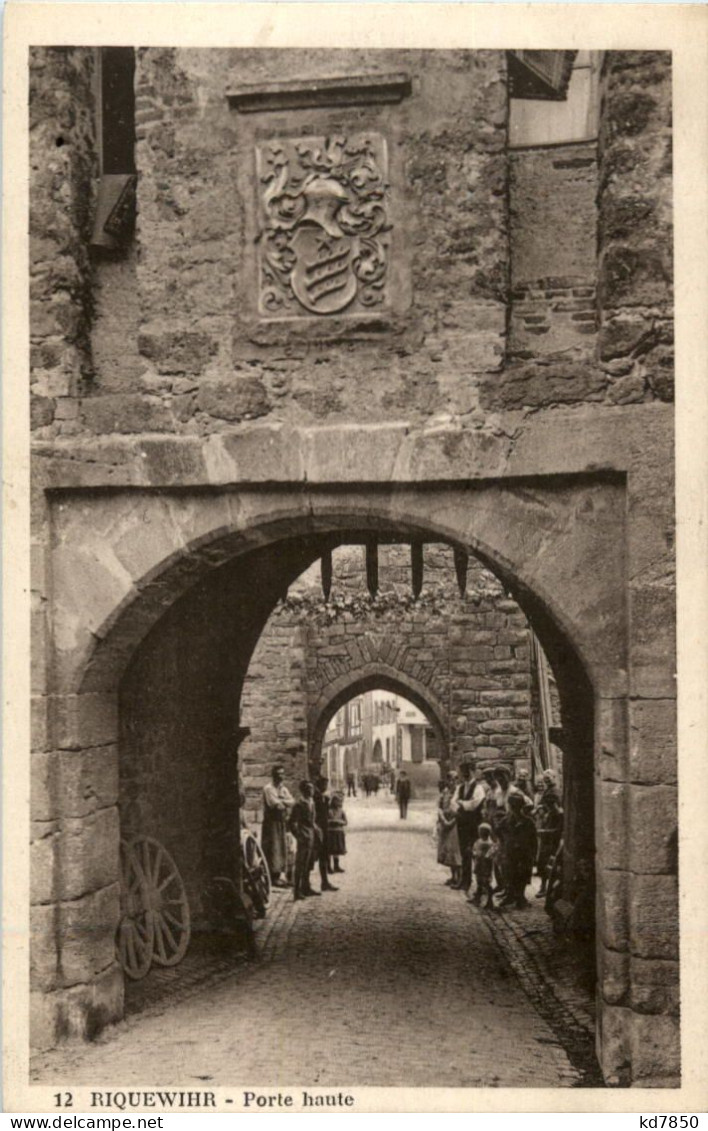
313;776;338;892
453;761;488;893
396;770;411;819
346;771;357;798
287;781;320;901
260;765;294;888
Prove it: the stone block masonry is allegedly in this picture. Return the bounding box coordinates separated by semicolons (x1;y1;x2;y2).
29;48;96;438
597;52;674;405
31;48;509;439
27;45;678;1086
509;143;598;358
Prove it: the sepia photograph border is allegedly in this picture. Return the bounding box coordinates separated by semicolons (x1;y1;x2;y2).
3;1;707;1114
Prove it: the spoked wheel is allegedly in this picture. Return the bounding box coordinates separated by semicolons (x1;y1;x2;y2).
116;840;155;980
131;836;191;967
241;830;271;919
544;840;564;917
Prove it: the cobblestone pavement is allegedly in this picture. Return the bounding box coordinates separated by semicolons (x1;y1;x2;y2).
481;885;602;1087
33;796;592;1088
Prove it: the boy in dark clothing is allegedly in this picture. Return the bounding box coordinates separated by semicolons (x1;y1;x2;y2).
469;822;497;910
498;792;538;909
288;781;321;901
396;771;411;819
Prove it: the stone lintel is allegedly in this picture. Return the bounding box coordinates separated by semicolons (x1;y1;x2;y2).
226;72;412;113
32;404;673;491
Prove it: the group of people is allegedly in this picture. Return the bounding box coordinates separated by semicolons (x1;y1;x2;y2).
437;761;562;911
260;758;562;911
261;765;348;902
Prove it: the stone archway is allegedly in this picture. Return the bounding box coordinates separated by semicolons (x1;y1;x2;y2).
44;493;610;984
33;436;676;1083
308;660;450;771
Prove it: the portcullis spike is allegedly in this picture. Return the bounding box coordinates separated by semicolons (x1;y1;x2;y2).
411;541;424;598
321;548;333;601
366;538;379;597
454;548;468;597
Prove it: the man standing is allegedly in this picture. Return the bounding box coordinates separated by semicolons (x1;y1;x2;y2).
313;776;338;892
346;771;357;798
395;770;411;819
453;761;488;893
498;792;538;909
261;765;294;888
288;781;321;901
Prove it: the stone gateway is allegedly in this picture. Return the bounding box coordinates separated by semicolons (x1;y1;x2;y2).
28;47;677;1087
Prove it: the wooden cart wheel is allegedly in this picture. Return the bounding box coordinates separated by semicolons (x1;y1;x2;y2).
116;840;155;980
241;830;271;918
131;836;191;967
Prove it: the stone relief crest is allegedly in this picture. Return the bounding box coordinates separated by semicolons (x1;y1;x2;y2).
256;133;391;318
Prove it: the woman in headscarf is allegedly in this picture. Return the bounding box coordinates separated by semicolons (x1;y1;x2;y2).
437;773;462;886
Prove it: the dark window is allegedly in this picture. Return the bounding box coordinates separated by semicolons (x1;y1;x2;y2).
101;47;136;174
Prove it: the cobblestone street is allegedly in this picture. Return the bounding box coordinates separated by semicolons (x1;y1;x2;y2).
33;797;597;1089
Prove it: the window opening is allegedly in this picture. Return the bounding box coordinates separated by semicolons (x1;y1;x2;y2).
91;47;136;249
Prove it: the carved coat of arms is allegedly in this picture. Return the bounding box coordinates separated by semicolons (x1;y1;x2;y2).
256;133;391;318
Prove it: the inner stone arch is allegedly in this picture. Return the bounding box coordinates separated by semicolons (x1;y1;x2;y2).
307;660;450;770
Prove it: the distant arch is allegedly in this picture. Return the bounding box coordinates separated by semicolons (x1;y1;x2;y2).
309;661;450;768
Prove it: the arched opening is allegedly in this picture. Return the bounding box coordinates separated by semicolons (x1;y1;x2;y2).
307;663;450;779
107;521;596;1034
316;686;443;798
46;482;620;1075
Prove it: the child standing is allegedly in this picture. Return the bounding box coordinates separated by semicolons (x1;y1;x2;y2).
469;822;496;909
327;793;347;875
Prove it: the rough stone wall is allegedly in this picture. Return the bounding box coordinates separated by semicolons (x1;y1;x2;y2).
29;47;674;427
33;48;508;438
484;51;673;413
29;48;96;438
593;50;678;1087
510;144;597;357
240;544;535;820
597;51;674;404
238;621;308;827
